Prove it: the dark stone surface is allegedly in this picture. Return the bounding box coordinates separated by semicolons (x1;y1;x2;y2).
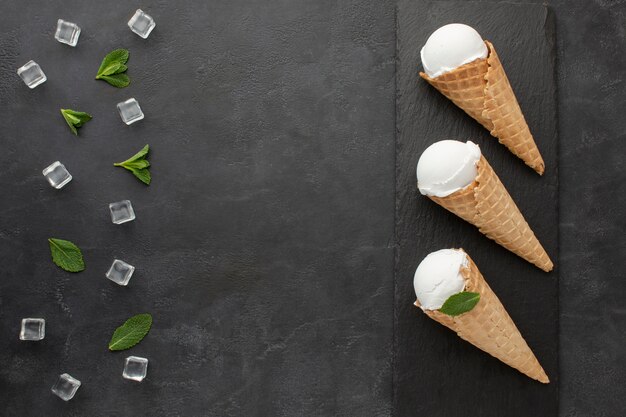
552;1;626;416
395;1;558;416
1;0;624;416
0;1;395;415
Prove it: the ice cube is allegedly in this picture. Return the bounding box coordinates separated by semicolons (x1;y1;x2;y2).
106;259;135;286
51;373;81;401
109;200;135;224
117;98;144;125
123;356;148;381
17;60;47;89
128;9;156;39
42;161;72;189
55;19;81;47
19;318;45;341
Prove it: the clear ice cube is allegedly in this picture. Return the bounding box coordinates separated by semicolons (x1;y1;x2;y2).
128;9;156;39
17;60;47;89
51;373;81;401
42;161;72;189
20;318;45;341
55;19;81;46
117;98;144;125
109;200;135;224
106;259;135;286
123;356;148;381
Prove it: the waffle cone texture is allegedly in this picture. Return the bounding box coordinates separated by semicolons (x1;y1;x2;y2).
415;250;549;383
428;156;553;272
420;41;545;175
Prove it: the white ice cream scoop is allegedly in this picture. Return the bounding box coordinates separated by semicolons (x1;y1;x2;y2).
420;23;488;78
417;140;481;197
414;249;468;310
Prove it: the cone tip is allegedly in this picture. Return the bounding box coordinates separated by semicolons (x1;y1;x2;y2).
534;162;545;175
540;259;554;272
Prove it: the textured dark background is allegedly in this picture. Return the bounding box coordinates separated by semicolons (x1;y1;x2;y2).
0;1;395;415
0;0;624;416
395;2;558;416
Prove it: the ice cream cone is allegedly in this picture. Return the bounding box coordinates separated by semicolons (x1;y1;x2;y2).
428;155;553;272
415;250;549;383
420;41;545;175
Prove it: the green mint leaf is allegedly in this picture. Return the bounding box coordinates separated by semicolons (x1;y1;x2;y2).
62;116;78;135
121;160;150;170
60;109;92;135
108;313;152;351
101;62;124;76
48;238;85;272
97;62;128;77
130;168;151;185
95;49;130;87
63;109;92;125
64;112;81;124
98;73;130;88
439;291;480;317
114;145;151;185
96;49;129;78
115;144;150;164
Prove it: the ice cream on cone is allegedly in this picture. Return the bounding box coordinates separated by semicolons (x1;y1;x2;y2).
417;140;553;271
420;24;545;174
413;248;549;383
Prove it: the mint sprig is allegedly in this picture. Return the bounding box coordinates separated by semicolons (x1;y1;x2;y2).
114;144;151;185
95;49;130;88
60;109;92;135
108;313;152;351
439;291;480;317
48;238;85;272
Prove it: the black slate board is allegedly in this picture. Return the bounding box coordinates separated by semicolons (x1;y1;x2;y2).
395;2;558;416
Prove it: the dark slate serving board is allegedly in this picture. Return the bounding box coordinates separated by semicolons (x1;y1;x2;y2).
395;2;558;416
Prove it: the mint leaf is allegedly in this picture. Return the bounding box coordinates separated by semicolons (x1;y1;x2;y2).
60;109;92;135
108;313;152;351
95;49;130;87
98;73;130;88
96;49;129;76
114;144;151;185
99;62;126;76
123;160;150;170
48;238;85;272
439;291;480;316
113;63;128;73
130;168;151;185
120;144;149;162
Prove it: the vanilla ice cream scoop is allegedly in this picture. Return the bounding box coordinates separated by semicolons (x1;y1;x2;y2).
420;23;488;78
414;249;467;310
417;140;481;197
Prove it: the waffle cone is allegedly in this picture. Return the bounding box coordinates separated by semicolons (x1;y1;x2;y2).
428;156;553;272
420;41;545;175
415;250;549;383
